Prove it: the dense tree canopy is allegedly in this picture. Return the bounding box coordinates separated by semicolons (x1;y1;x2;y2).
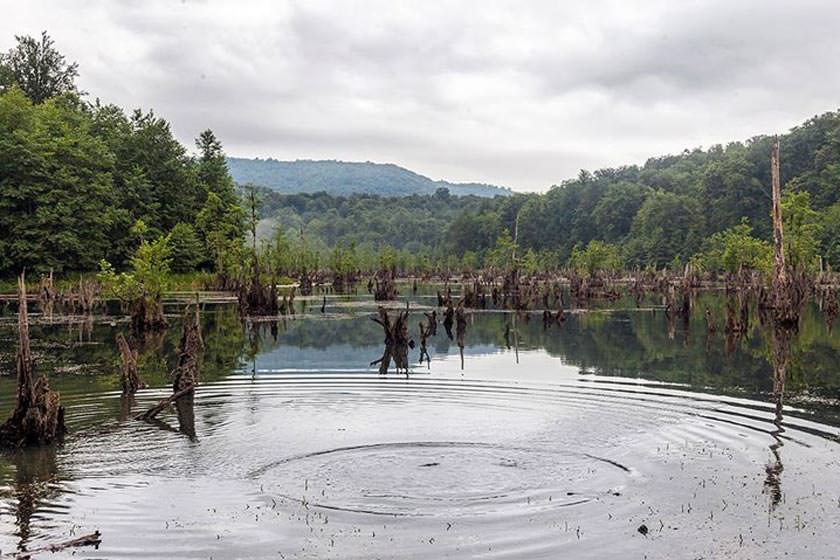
4;31;840;278
0;31;80;103
0;34;242;276
257;109;840;273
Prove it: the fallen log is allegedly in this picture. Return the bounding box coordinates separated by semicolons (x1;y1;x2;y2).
6;530;102;558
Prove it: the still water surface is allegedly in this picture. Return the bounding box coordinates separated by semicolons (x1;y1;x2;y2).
1;291;839;558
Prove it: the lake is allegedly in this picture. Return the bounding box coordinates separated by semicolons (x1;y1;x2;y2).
1;287;839;558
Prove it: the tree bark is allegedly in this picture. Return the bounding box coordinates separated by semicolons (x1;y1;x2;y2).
0;274;66;448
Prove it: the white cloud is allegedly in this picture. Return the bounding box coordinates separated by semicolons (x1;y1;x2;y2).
3;0;839;191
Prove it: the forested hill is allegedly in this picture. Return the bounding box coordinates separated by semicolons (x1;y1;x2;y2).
259;109;840;272
226;157;512;197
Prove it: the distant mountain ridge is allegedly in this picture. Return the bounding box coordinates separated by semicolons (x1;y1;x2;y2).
226;157;512;198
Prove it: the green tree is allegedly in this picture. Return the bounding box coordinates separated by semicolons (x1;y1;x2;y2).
691;220;771;273
196;129;237;206
568;240;623;276
626;191;704;268
168;223;203;272
486;229;517;271
195;192;245;273
781;190;823;271
0;31;79;103
0;87;116;275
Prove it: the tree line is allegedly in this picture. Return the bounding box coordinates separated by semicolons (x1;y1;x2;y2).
3;32;840;281
259;113;839;276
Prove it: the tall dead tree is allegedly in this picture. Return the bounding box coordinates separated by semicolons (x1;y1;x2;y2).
0;274;66;448
770;139;803;327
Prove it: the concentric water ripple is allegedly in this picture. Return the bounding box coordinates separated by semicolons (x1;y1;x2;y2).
251;441;632;518
2;301;840;558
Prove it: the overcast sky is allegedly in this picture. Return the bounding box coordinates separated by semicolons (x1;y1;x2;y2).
4;0;839;191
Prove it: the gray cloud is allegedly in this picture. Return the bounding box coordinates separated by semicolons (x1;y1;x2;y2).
3;0;839;191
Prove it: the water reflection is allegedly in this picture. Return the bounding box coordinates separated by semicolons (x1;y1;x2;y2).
764;325;790;512
1;445;59;553
0;291;839;558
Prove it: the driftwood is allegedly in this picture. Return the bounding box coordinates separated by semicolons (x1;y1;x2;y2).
418;322;431;365
442;301;454;339
7;530;102;558
0;274;66;448
116;333;146;394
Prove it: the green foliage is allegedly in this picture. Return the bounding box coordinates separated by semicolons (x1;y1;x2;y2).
330;241;359;275
691;221;772;273
168;223;203;273
568;240;623;276
625;191;704;268
0;32;79;103
0;87;117;274
195;192;245;273
98;235;172;302
820;202;840;271
0;34;245;277
781;190;823;271
486;229;517;270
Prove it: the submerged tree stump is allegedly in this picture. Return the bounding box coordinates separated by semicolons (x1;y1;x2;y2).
130;292;168;336
116;333;146;394
238;268;278;316
373;269;398;301
0;274;66;448
137;306;203;422
370;306;411;375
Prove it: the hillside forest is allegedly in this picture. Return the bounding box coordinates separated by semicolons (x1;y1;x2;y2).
2;32;840;280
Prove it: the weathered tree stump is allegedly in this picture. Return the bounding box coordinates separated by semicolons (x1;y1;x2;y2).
373;269;398;301
116;333;146;394
370;306;411;375
130;292;168;336
0;274;66;448
137;306;202;422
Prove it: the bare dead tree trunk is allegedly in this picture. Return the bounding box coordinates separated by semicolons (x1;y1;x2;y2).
116;333;146;394
0;274;66;448
770;139;803;327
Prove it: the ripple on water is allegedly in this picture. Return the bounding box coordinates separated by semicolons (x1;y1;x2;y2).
251;441;632;518
1;372;840;559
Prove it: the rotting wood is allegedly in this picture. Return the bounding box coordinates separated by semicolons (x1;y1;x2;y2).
370;305;411;375
5;530;102;558
0;274;66;448
116;333;146;394
136;305;202;422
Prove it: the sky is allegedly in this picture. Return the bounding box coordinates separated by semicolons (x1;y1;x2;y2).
3;0;840;191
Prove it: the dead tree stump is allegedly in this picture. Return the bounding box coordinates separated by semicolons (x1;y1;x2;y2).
0;274;66;448
370;306;411;375
116;333;146;394
137;306;203;422
373;269;398;301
